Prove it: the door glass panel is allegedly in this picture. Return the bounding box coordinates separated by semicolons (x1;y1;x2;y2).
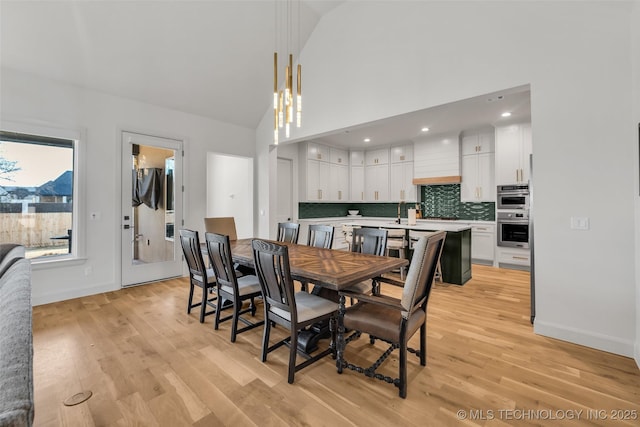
129;144;176;265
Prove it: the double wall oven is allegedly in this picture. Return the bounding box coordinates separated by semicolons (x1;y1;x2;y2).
497;184;530;248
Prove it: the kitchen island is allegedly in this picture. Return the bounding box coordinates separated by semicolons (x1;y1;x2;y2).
342;219;472;285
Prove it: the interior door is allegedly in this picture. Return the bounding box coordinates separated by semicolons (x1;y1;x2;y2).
121;131;183;287
277;157;293;223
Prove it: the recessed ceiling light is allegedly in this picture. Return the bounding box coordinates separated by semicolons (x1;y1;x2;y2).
363;138;371;142
421;127;430;132
501;112;512;117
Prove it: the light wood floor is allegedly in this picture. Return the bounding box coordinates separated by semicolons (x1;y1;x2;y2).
32;265;639;426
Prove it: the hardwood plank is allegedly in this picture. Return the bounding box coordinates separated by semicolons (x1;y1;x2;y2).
31;265;640;426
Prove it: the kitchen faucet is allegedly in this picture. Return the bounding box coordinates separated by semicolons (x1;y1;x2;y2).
396;201;405;224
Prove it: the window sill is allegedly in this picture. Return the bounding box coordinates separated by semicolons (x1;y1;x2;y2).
31;256;88;271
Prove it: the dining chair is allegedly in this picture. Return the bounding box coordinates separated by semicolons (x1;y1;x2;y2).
204;217;238;240
205;232;264;342
300;224;335;292
306;224;334;249
179;229;218;323
346;227;388;295
336;231;446;398
251;239;337;384
277;222;300;244
409;230;444;282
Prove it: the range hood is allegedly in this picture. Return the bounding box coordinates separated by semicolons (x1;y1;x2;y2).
412;132;461;185
412;175;462;185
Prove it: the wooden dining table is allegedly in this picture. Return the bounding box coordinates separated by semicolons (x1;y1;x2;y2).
228;238;409;291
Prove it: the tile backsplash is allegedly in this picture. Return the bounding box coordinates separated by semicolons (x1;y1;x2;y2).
299;184;495;221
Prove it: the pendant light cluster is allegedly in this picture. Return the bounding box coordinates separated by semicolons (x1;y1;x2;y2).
273;0;301;145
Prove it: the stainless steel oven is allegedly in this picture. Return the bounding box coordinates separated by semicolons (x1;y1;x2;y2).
497;211;529;248
497;184;529;210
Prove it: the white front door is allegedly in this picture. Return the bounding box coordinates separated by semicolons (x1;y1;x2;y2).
121;131;183;287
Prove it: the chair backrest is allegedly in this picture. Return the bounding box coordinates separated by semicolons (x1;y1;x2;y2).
179;229;208;280
277;222;300;244
307;224;334;249
351;227;388;256
400;231;446;318
204;232;236;289
251;239;296;319
204;217;238;241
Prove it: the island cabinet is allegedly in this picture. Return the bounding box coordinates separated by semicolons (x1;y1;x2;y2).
389;144;416;202
350;150;365;202
461;131;495;202
438;228;472;285
365;148;389;201
495;123;532;185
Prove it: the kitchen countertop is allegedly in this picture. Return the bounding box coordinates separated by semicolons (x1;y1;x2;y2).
340;219;472;233
299;217;494;226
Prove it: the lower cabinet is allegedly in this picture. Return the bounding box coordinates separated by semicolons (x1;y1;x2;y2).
471;224;495;265
496;247;530;271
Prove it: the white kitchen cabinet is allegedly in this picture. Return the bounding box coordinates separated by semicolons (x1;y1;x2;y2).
413;132;461;184
330;147;348;165
461;131;495;202
306;159;330;201
495;123;532;185
390;162;416;202
471;224;495;265
329;163;349;201
365;148;389;166
390;144;413;163
306;142;330;161
496;246;530;270
365;164;389;201
350;150;365;202
350;165;365;202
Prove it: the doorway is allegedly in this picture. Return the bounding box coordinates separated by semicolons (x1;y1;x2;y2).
206;153;254;238
121;131;183;287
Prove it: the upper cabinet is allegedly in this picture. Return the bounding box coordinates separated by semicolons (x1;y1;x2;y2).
413;132;461;185
350;150;365;202
306;142;330;161
300;142;347;202
461;131;495;202
329;147;348;165
364;148;389;201
495;123;532;185
390;144;416;202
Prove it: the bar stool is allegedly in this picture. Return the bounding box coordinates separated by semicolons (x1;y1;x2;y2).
409;230;444;282
382;228;408;279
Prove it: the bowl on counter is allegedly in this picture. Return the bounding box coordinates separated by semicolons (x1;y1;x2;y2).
348;210;359;216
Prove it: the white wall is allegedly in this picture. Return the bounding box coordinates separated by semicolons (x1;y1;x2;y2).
1;68;255;305
632;1;640;367
257;1;638;358
206;153;253;239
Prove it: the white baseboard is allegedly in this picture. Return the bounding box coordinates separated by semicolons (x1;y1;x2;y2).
32;282;118;306
635;340;640;369
534;320;635;359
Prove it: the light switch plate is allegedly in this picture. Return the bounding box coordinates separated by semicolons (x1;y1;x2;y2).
570;217;590;230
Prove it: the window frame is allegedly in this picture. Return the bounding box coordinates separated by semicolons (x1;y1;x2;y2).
0;120;86;267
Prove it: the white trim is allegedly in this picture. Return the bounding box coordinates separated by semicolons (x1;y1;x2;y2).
32;280;118;306
534;320;635;358
0;119;87;264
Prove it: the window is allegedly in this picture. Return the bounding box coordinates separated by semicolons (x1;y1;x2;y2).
0;130;77;260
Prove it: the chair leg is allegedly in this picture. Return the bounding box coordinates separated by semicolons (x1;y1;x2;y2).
199;286;208;323
230;299;240;343
214;290;222;330
288;328;298;384
261;314;271;362
399;340;408;398
420;322;427;366
336;296;346;374
187;282;195;314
